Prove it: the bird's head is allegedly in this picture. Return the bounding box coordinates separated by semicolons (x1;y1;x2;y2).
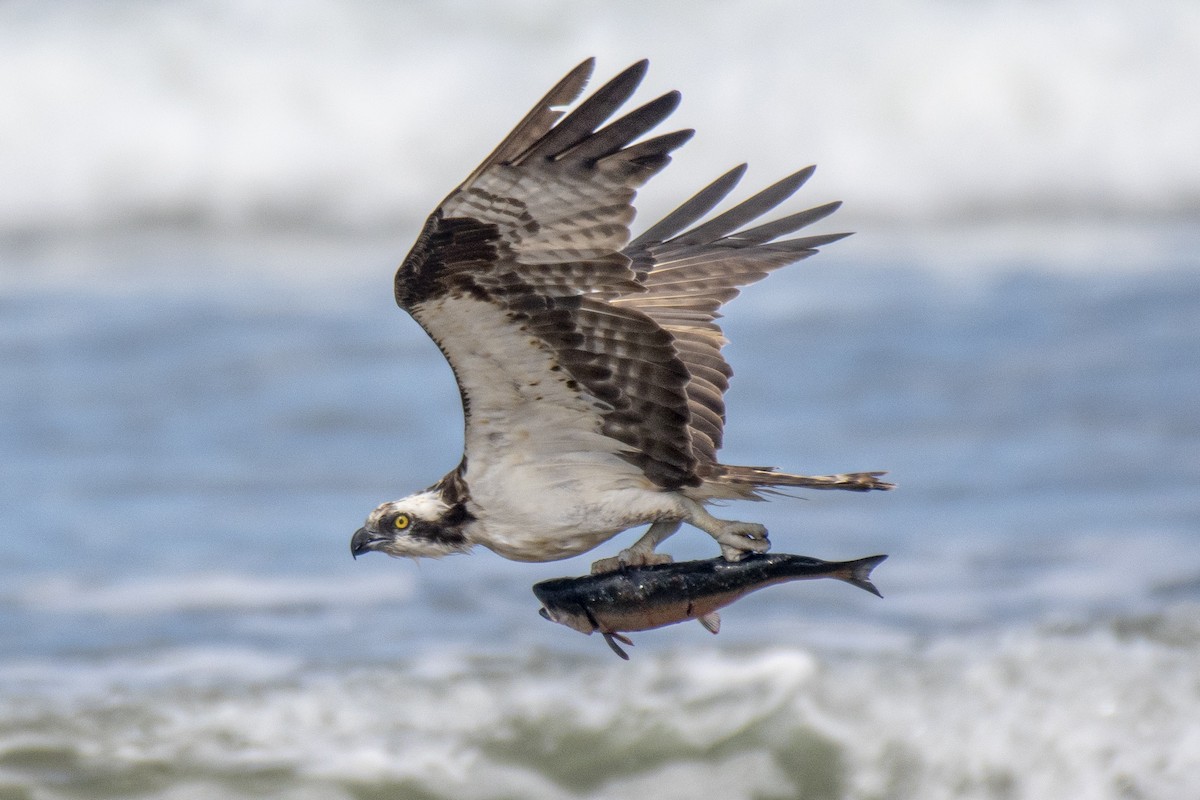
350;490;472;560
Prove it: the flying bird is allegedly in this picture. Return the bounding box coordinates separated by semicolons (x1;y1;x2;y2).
350;59;892;572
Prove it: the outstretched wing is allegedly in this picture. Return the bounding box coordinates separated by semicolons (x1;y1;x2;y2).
394;60;702;489
616;166;849;476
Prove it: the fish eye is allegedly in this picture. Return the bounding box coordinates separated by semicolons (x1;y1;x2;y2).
393;514;411;531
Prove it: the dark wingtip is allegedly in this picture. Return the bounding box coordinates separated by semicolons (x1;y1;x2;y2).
558;58;597;95
626;58;651;77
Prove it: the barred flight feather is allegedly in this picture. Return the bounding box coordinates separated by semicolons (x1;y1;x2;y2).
393;59;853;493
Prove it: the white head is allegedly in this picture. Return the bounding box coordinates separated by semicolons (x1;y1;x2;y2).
350;490;473;560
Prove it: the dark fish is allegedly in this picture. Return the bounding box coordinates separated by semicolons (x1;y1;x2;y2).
533;552;887;659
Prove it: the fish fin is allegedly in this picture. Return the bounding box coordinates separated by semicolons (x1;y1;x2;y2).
602;631;633;660
837;554;888;597
698;612;721;634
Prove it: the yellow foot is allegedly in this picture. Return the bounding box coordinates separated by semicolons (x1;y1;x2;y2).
590;549;675;574
716;522;770;562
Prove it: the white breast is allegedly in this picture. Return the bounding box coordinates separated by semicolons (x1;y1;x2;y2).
414;294;686;561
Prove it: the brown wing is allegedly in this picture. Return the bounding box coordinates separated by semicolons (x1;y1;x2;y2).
393;60;703;489
616;166;849;474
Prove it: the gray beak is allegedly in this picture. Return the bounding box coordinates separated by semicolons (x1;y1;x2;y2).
350;527;373;559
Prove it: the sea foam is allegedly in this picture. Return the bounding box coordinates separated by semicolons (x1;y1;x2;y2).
2;613;1197;799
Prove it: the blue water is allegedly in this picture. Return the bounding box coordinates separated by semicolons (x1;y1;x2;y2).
4;223;1198;798
4;1;1200;797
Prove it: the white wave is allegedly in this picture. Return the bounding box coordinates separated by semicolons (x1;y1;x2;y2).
3;611;1198;799
14;570;414;614
0;646;301;695
2;0;1198;235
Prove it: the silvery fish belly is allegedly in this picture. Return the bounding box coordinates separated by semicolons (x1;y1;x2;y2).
533;552;887;659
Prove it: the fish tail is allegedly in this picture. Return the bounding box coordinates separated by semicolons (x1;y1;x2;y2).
834;554;888;597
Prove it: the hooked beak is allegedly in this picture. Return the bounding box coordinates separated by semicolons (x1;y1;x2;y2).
350;527;377;559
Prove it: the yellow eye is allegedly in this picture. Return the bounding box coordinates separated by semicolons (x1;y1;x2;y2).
393;514;411;530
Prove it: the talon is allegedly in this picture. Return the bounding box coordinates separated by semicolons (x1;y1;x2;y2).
591;555;621;574
716;524;770;561
734;522;768;540
719;539;770;561
720;543;748;561
622;550;674;568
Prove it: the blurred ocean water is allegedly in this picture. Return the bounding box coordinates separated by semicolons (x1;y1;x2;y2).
3;2;1199;799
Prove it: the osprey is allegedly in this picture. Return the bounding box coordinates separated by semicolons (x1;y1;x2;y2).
351;59;891;572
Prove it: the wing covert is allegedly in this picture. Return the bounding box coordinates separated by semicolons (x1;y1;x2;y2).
618;167;849;473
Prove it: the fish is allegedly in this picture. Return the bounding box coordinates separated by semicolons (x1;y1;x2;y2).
533;552;887;659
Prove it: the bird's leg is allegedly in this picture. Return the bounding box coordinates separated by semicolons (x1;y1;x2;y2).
590;520;681;574
679;498;770;561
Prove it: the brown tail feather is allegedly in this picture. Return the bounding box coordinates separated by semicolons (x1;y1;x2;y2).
720;465;894;493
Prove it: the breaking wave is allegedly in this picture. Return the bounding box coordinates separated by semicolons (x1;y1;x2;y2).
3;610;1198;799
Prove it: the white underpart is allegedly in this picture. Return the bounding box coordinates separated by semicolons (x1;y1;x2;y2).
415;294;685;562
